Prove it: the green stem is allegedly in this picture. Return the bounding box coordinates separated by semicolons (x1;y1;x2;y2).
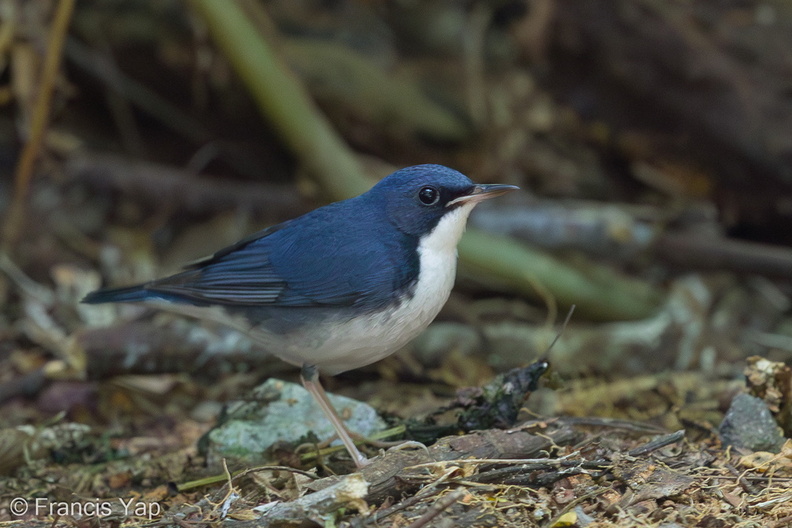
459;230;660;320
186;0;371;199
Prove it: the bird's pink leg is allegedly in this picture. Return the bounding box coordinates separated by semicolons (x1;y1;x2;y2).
300;364;369;468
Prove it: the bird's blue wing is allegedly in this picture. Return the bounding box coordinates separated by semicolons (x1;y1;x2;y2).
127;206;419;309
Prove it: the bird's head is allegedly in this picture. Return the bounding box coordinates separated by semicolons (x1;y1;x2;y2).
367;164;518;240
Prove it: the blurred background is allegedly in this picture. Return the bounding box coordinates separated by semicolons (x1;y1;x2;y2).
0;0;791;522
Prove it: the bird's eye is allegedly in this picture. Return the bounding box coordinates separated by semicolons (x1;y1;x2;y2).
418;186;440;205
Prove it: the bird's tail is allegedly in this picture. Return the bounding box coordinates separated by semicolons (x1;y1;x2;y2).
82;285;152;304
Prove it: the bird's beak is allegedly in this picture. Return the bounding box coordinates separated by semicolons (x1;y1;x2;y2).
448;183;520;207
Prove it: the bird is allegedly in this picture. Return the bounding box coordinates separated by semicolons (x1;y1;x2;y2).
83;164;518;467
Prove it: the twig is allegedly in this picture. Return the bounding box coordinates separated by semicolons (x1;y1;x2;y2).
360;486;444;527
405;453;582;469
218;459;240;519
627;429;686;456
545;304;575;355
467;458;611;485
725;462;761;496
4;0;75;247
404;489;467;528
0;251;55;304
178;465;318;492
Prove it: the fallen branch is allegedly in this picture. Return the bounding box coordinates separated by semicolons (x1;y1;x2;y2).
75;320;278;380
64;152;305;217
312;425;578;504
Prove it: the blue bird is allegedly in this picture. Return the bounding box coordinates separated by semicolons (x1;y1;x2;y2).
83;164;518;467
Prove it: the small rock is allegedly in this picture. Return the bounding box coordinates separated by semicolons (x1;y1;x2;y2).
204;379;387;466
719;393;785;452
